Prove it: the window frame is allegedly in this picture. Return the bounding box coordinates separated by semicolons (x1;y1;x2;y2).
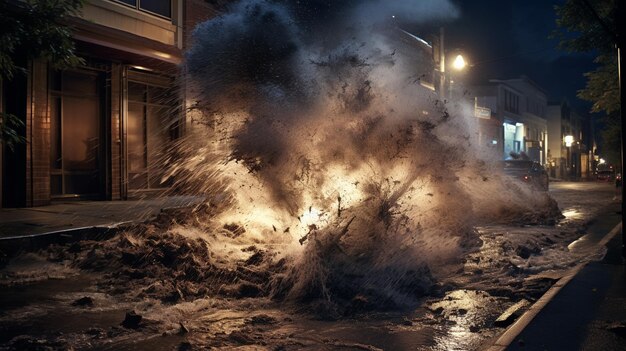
111;0;172;20
504;89;519;114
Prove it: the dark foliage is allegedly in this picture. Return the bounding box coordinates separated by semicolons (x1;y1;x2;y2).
0;0;85;147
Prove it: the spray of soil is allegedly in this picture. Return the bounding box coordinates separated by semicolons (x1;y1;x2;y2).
0;0;560;318
160;0;561;310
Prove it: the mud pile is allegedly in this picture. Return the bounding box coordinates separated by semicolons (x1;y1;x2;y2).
31;205;449;315
42;210;281;304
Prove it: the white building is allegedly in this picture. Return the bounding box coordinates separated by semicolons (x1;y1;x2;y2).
470;76;549;163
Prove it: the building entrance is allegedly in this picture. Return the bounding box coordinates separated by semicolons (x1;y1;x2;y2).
50;69;104;198
126;71;178;193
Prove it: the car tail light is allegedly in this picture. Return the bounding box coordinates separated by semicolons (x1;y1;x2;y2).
523;175;530;181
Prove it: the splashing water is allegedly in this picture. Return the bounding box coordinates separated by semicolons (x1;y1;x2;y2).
167;0;558;309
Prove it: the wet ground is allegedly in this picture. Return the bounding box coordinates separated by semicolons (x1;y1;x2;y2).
0;182;619;351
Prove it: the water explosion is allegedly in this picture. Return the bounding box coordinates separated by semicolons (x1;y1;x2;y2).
167;0;558;309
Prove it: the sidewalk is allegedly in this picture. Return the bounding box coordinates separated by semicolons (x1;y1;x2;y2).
0;196;205;240
488;200;625;351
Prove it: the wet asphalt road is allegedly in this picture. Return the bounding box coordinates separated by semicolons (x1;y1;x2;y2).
0;181;620;351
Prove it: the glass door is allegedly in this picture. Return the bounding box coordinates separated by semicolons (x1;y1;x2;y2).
50;69;103;198
127;79;178;192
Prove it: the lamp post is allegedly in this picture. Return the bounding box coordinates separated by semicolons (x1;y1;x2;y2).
618;0;625;257
448;52;468;100
434;27;469;100
565;135;574;180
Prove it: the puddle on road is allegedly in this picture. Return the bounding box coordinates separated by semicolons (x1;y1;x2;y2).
0;273;129;345
561;208;582;220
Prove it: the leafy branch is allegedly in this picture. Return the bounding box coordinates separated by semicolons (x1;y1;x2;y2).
553;0;618;115
0;0;85;146
0;112;26;151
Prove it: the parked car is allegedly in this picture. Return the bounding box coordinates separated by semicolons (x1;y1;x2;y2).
501;160;549;191
596;170;614;182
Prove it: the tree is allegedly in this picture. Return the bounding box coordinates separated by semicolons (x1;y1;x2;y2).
554;0;618;114
554;0;621;165
0;0;85;149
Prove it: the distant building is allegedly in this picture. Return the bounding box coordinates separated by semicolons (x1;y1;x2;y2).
546;100;592;180
0;0;219;207
469;76;549;164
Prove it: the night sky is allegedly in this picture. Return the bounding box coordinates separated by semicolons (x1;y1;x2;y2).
409;0;597;114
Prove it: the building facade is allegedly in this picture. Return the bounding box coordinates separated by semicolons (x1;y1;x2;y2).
546;100;592;180
470;76;549;164
1;0;218;207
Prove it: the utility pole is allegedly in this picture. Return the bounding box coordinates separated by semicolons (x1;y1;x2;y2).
439;27;447;100
433;27;447;100
618;0;625;256
579;0;625;256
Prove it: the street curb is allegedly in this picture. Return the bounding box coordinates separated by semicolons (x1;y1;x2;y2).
0;221;132;242
485;221;623;351
0;201;204;256
0;222;131;255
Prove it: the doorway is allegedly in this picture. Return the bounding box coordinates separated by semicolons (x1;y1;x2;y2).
126;75;178;193
49;69;104;198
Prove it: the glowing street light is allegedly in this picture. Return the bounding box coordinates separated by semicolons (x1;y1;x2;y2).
452;54;467;71
564;135;575;179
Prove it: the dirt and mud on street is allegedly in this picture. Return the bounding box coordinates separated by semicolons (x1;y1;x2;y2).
0;182;618;351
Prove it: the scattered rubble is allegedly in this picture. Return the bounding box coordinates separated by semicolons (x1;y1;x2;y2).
40;220;280;304
1;335;71;351
71;296;94;307
121;310;143;329
178;322;189;335
605;321;626;339
493;299;531;328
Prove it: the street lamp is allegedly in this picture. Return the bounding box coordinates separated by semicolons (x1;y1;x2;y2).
564;135;574;147
565;135;574;179
452;54;467;71
448;52;468;100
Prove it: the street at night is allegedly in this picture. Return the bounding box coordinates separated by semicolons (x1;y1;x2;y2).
0;182;621;350
1;1;624;350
